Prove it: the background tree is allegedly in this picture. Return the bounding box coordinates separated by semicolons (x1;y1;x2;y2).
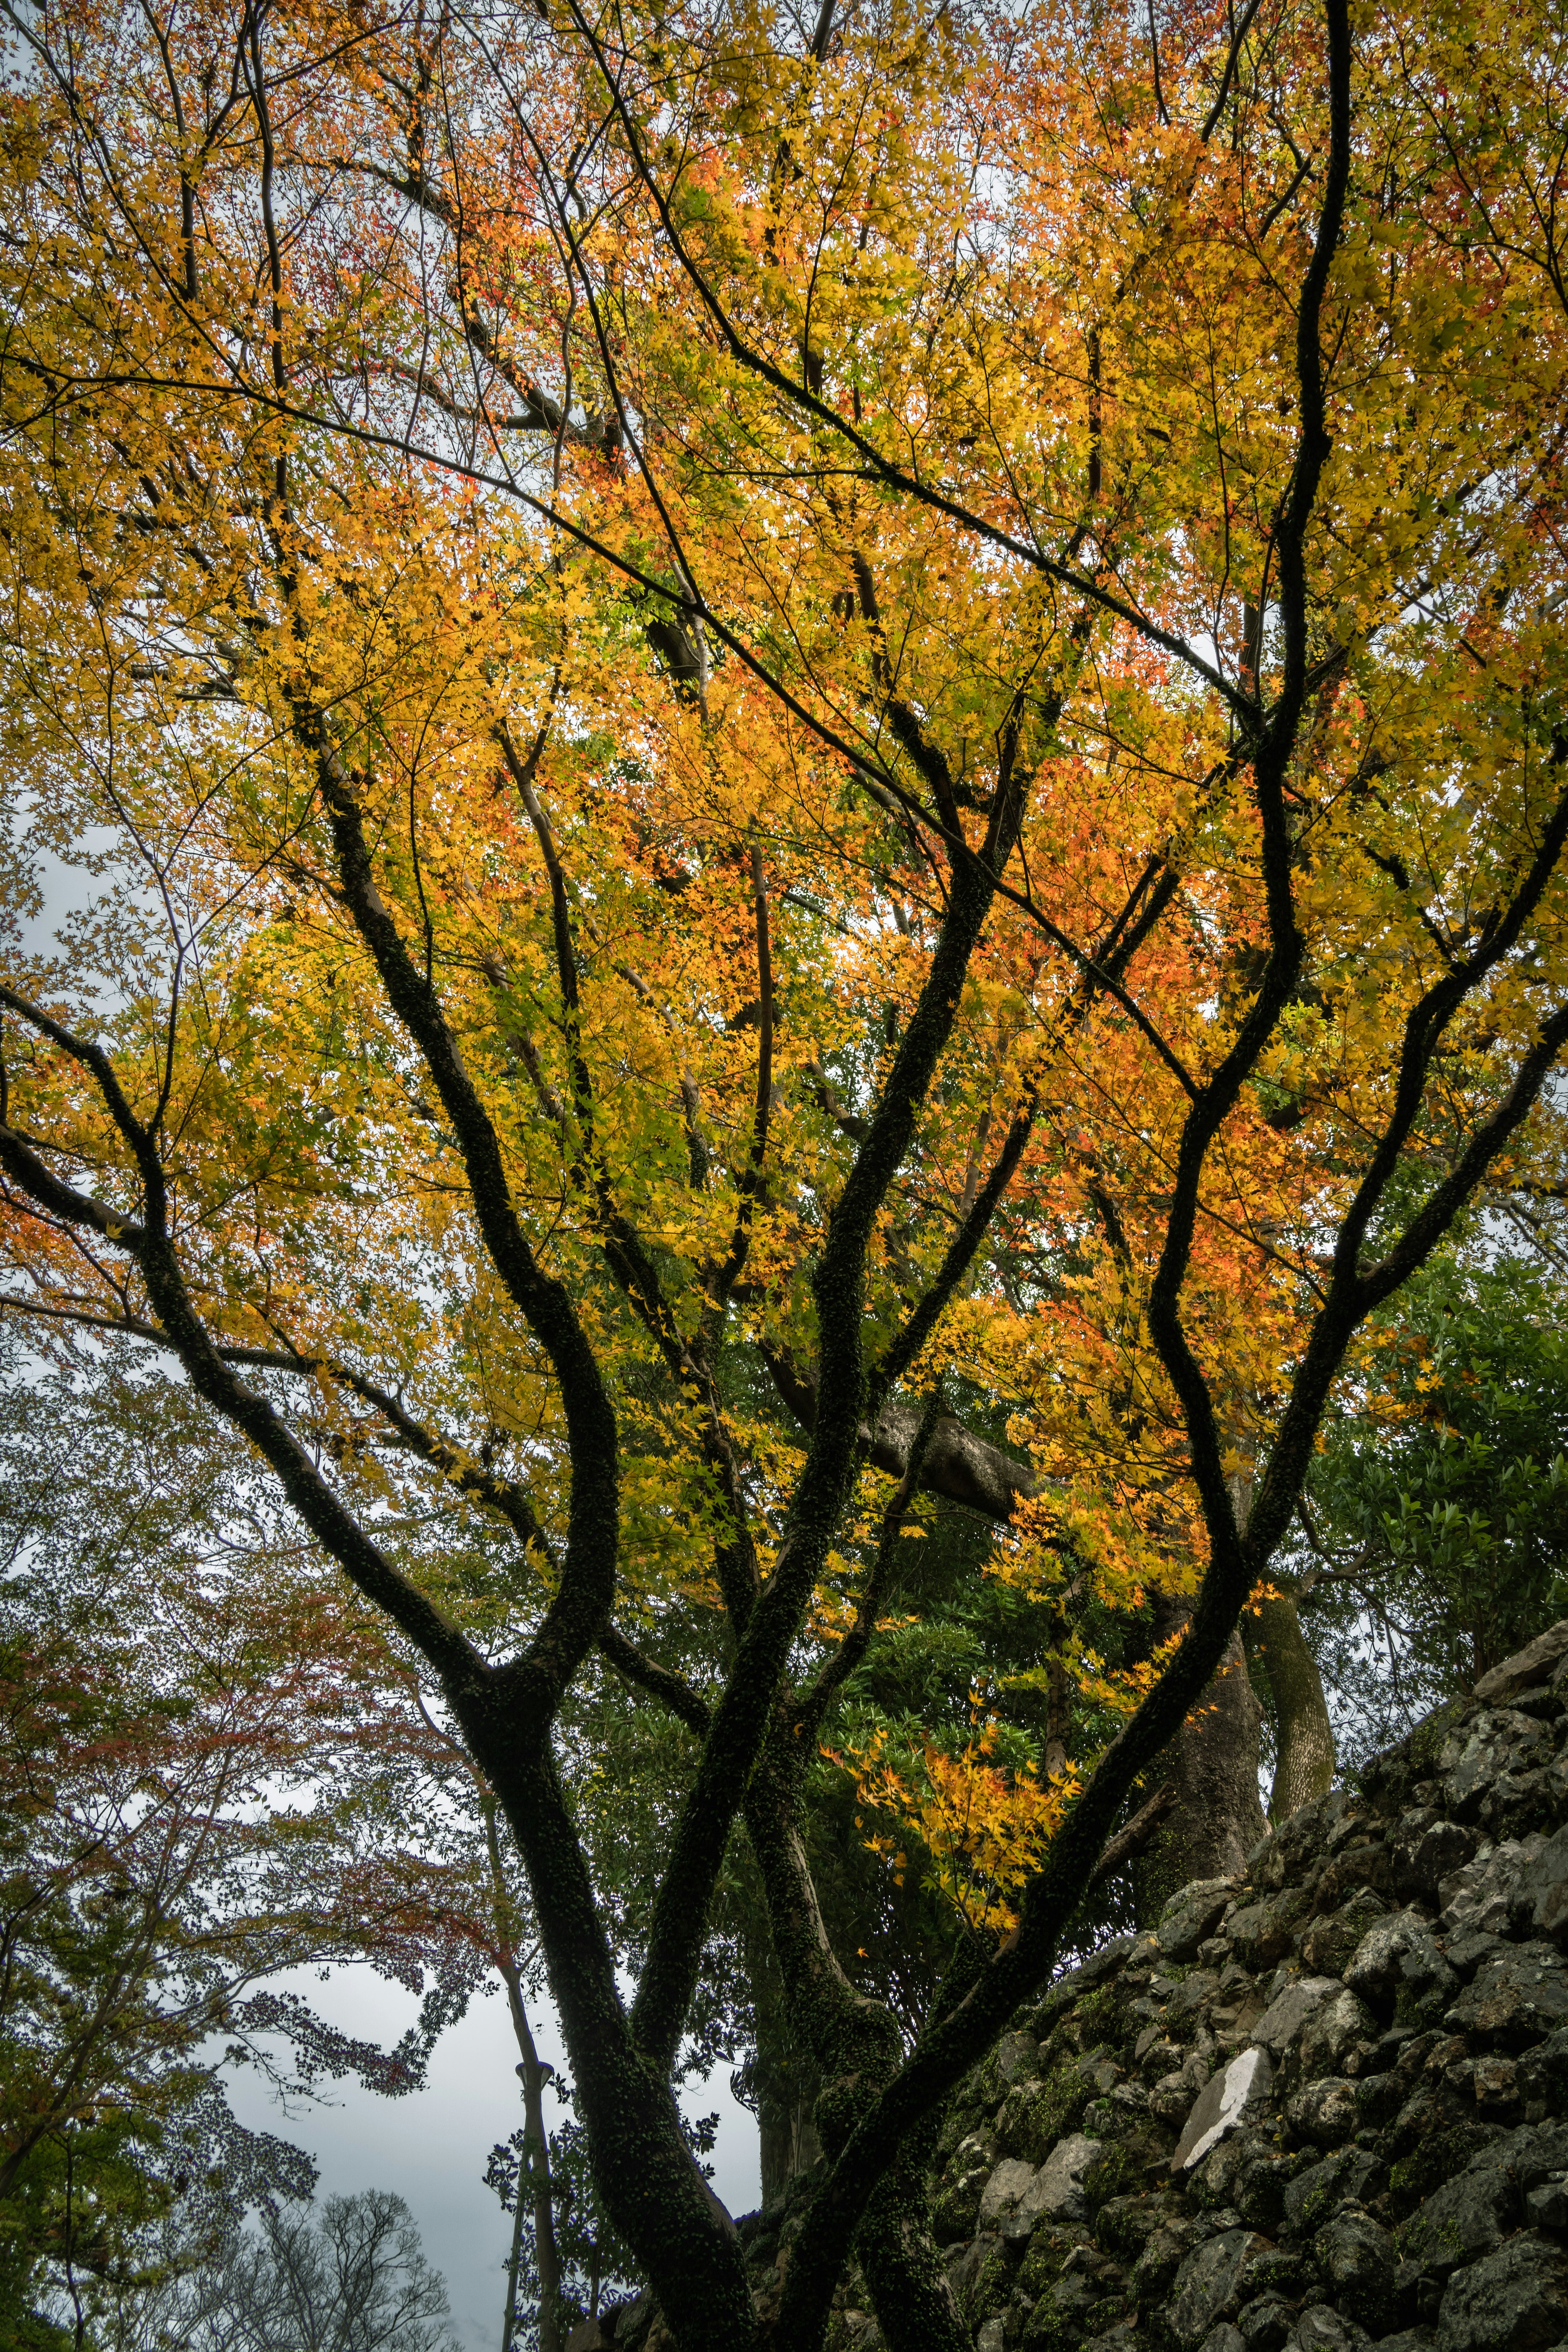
0;1350;477;2343
1295;1247;1568;1749
93;2190;457;2352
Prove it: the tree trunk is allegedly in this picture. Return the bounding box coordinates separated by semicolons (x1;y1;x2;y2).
486;1802;566;2352
1136;1593;1266;1918
744;1739;970;2352
1251;1588;1336;1820
759;2053;824;2209
742;1896;824;2205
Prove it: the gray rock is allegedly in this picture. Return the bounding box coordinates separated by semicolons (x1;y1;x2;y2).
1253;1977;1343;2055
1390;1814;1478;1904
1286;2077;1359;2150
1442;1927;1504;1982
1347;1913;1451;2010
1323;2208;1399;2332
1516;1826;1568;1944
980;2132;1103;2238
1435;2232;1568;2352
1305;1893;1390;1980
1134;2221;1200;2310
1439;1836;1547;1936
1173;2046;1275;2172
1161;1880;1241;1963
1169;1971;1225;2029
977;2155;1036;2232
1238;2298;1294;2352
1025;2267;1099;2345
1441;1711;1549;1812
1319;1840;1394;1913
1398;2164;1517;2274
1026;2132;1103;2229
1473;2050;1522;2118
1474;1622;1568;1706
1287;2309;1374;2352
1237;1890;1316;1971
944;2234;998;2309
996;2031;1042;2085
1169;2230;1265;2348
1297;1989;1379;2079
1529;2177;1568;2232
1445;1942;1568;2050
1203;2330;1248;2352
1227;1902;1280;1969
1481;2119;1568;2187
1284;2149;1383;2232
976;2323;1007;2352
1049;1933;1140;2000
1520;2029;1568;2115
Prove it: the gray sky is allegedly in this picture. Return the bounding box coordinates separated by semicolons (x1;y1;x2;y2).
223;1965;761;2351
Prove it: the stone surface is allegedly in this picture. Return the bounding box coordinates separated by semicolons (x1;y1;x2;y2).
1518;1826;1568;1944
1296;1988;1378;2078
639;1621;1568;2352
1173;2046;1275;2171
1439;1837;1548;1937
1027;2131;1103;2229
1400;2151;1526;2273
1444;1714;1549;1821
1303;1893;1388;1980
1252;1977;1343;2054
1321;2208;1399;2332
1160;1879;1241;1962
1434;2233;1568;2352
1285;2076;1359;2149
1238;2298;1293;2352
1446;1941;1568;2049
1283;2147;1382;2231
1286;2307;1372;2352
1169;2231;1265;2348
979;2132;1104;2238
1474;1622;1568;1706
1346;1912;1451;2010
977;2155;1039;2232
995;2029;1041;2084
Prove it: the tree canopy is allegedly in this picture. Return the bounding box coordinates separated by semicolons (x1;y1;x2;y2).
3;0;1568;2345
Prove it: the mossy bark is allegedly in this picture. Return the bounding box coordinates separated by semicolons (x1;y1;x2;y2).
1136;1595;1266;1919
1253;1588;1336;1820
744;1735;968;2352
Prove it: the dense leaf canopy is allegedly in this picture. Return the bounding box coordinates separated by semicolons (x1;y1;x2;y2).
3;1;1568;2345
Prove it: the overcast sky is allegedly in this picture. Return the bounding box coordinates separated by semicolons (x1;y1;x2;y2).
224;1964;761;2351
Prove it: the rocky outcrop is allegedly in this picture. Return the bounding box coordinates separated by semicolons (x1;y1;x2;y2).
588;1623;1568;2352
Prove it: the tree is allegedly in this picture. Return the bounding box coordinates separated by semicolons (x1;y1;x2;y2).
94;2190;458;2352
0;1350;476;2340
1298;1249;1568;1746
3;2;1568;2347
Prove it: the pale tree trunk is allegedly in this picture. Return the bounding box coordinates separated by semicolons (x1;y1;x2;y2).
760;2060;824;2208
743;1895;823;2206
1250;1587;1336;1820
1136;1591;1267;1916
1228;1467;1336;1822
484;1800;565;2352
